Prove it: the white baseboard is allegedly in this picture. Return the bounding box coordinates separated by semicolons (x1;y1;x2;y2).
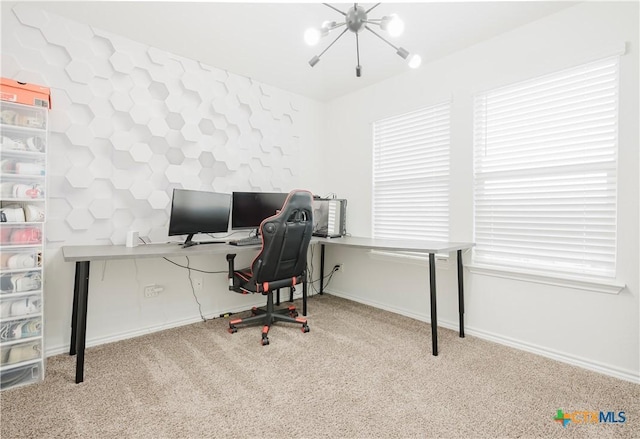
45;291;307;357
463;325;640;384
46;289;639;384
45;302;263;357
326;289;640;384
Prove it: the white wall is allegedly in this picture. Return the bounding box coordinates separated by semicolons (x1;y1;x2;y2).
1;3;327;354
321;2;639;382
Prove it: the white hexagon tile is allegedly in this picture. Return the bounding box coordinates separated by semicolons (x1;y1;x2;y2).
3;3;306;247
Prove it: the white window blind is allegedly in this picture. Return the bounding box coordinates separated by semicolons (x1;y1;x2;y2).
473;56;619;277
372;102;450;242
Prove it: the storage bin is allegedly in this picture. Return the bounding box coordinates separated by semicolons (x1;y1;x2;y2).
0;295;42;319
0;249;41;270
0;316;41;341
0;224;43;245
0;362;42;390
1;339;41;366
0;270;42;295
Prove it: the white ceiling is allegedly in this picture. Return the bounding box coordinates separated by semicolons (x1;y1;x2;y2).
14;1;577;101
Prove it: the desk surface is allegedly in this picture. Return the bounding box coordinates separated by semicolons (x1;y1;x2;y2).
62;242;260;262
62;237;474;262
313;236;474;253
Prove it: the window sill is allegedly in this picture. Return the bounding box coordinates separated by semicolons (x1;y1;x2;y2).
466;263;625;295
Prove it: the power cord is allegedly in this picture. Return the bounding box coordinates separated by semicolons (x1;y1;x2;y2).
306;244;343;295
306;265;340;295
162;257;227;274
138;235;337;319
205;231;244;240
183;256;208;322
318;265;340;290
163;257;229;322
307;244;316;294
135;235;230;322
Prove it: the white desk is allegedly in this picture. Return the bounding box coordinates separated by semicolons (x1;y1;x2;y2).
62;242;268;384
313;236;474;356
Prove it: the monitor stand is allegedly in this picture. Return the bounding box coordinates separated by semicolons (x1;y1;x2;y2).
181;234;226;248
182;234;197;248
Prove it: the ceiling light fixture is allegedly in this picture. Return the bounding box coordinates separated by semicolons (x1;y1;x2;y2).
305;3;422;77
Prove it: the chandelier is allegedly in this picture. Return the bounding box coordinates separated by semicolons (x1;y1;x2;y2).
304;3;422;77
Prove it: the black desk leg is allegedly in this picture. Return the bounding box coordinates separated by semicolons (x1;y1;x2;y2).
69;262;81;356
319;244;325;294
74;261;90;384
457;249;465;338
429;253;438;356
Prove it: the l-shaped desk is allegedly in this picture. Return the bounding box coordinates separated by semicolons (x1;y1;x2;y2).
62;237;473;383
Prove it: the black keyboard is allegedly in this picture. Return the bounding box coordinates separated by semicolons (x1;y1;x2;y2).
229;236;261;246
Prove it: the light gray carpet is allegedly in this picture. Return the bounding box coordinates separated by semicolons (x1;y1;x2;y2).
1;294;638;438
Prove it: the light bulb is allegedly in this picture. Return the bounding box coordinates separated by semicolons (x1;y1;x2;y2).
408;54;422;69
386;14;405;37
304;28;321;46
321;21;336;32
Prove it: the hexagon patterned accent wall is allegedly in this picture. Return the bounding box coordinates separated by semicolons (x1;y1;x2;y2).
2;4;303;245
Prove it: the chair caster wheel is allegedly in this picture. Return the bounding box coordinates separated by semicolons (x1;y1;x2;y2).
301;324;310;333
228;325;237;334
251;307;258;316
261;337;269;346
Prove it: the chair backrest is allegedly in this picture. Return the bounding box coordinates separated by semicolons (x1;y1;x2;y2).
250;190;313;284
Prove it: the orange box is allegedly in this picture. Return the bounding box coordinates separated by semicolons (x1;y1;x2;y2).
0;78;51;109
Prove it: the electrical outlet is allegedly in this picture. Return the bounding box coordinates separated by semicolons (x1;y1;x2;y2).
144;284;163;298
193;277;203;291
334;264;344;273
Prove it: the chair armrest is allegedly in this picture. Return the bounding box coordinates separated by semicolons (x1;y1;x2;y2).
258;275;302;293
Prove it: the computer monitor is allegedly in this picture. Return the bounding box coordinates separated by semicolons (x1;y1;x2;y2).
168;189;231;248
231;191;289;231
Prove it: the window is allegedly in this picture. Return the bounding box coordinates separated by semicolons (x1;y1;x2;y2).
473;56;619;278
372;102;450;242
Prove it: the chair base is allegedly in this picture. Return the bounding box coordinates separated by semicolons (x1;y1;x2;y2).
228;292;309;345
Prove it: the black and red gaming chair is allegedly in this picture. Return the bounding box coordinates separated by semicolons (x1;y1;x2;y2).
226;190;313;345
